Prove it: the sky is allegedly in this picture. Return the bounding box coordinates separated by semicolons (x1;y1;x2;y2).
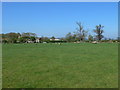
2;2;118;39
1;0;119;2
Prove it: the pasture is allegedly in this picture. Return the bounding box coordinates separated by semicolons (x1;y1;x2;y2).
2;43;118;88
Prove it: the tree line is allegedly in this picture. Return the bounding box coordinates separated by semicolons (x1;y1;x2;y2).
65;22;104;42
62;22;118;42
0;22;119;43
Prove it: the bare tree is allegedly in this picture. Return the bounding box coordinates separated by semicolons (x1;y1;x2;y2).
76;22;87;41
93;24;104;41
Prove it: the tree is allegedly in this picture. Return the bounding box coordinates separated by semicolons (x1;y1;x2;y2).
6;32;20;43
21;32;36;37
93;24;104;41
88;34;93;42
72;33;77;42
76;22;88;41
50;36;55;40
21;32;37;42
2;40;8;43
65;32;73;42
60;37;65;41
18;37;26;43
41;37;50;42
30;36;36;41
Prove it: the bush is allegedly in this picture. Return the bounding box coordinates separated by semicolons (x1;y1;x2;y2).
2;40;8;43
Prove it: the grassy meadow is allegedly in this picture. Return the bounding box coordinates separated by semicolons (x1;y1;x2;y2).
2;43;118;88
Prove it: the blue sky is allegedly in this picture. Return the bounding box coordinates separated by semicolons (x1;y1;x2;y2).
2;2;118;39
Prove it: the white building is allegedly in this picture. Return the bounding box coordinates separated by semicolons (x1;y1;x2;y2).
36;39;40;43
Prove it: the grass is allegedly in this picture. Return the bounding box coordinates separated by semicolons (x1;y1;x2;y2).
2;43;118;88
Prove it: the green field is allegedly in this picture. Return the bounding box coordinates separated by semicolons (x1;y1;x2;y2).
2;43;118;88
